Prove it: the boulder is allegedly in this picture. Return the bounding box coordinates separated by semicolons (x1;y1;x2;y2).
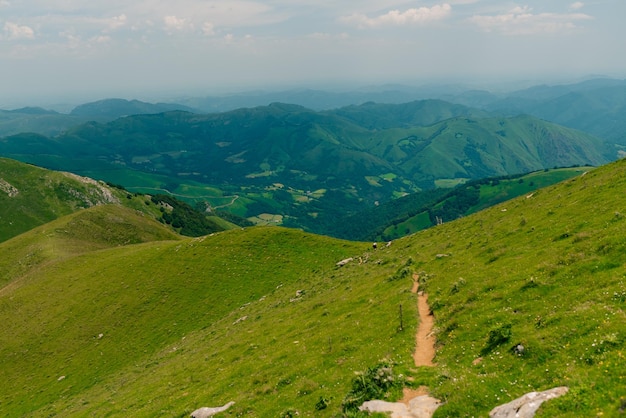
190;401;235;418
360;395;442;418
489;387;569;418
336;257;353;267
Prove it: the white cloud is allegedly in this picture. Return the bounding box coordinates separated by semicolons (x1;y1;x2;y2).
570;2;584;10
3;22;35;40
341;3;452;28
202;22;215;36
163;15;194;32
106;14;127;31
307;32;349;41
92;35;112;43
468;5;592;35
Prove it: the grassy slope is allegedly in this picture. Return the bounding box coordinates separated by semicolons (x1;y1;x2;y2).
0;204;181;291
392;160;626;416
373;167;589;241
0;157;171;243
0;221;413;417
0;157;106;241
1;159;625;416
468;167;591;214
0;157;234;244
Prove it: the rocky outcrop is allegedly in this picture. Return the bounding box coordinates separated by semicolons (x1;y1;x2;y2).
489;387;569;418
360;395;443;418
0;179;18;197
190;401;235;418
61;172;119;205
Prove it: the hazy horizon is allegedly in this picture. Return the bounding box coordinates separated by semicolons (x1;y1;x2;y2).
2;1;625;107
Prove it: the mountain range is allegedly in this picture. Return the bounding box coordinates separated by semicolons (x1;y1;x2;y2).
0;98;613;236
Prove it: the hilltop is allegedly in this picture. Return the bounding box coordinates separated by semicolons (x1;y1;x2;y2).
69;98;198;120
0;156;624;416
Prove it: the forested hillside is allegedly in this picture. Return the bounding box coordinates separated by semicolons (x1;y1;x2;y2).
0;100;612;237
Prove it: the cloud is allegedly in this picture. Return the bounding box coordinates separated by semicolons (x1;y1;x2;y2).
163;15;194;32
341;3;452;28
106;14;127;31
3;22;35;40
468;5;592;35
202;22;215;36
570;2;584;10
92;35;112;43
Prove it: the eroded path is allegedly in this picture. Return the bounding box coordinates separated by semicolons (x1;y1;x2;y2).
361;274;442;416
412;273;436;367
399;274;437;404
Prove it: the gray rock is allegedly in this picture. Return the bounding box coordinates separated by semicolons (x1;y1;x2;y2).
336;257;353;267
360;395;443;418
512;344;525;355
489;387;569;418
190;401;235;418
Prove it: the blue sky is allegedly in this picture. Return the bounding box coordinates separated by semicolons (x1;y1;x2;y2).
1;1;625;104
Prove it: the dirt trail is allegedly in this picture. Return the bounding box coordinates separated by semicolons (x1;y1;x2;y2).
400;274;437;405
411;273;436;367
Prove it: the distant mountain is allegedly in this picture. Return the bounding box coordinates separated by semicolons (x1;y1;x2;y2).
69;98;198;120
0;100;613;236
0;108;88;137
0;99;198;138
7;106;59;115
329;99;488;129
482;78;626;144
177;84;474;112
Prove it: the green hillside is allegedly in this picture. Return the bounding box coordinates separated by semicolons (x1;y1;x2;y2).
0;204;181;291
1;158;625;416
0;157;250;244
0;157;138;242
0;101;613;237
317;167;591;241
406;160;626;416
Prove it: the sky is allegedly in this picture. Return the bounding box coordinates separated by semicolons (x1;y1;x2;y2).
1;0;625;105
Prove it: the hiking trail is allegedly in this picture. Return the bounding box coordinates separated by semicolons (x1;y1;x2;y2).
400;273;437;404
411;273;436;367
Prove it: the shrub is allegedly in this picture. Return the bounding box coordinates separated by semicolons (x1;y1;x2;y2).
387;259;414;282
481;323;512;355
315;396;330;411
341;358;405;413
